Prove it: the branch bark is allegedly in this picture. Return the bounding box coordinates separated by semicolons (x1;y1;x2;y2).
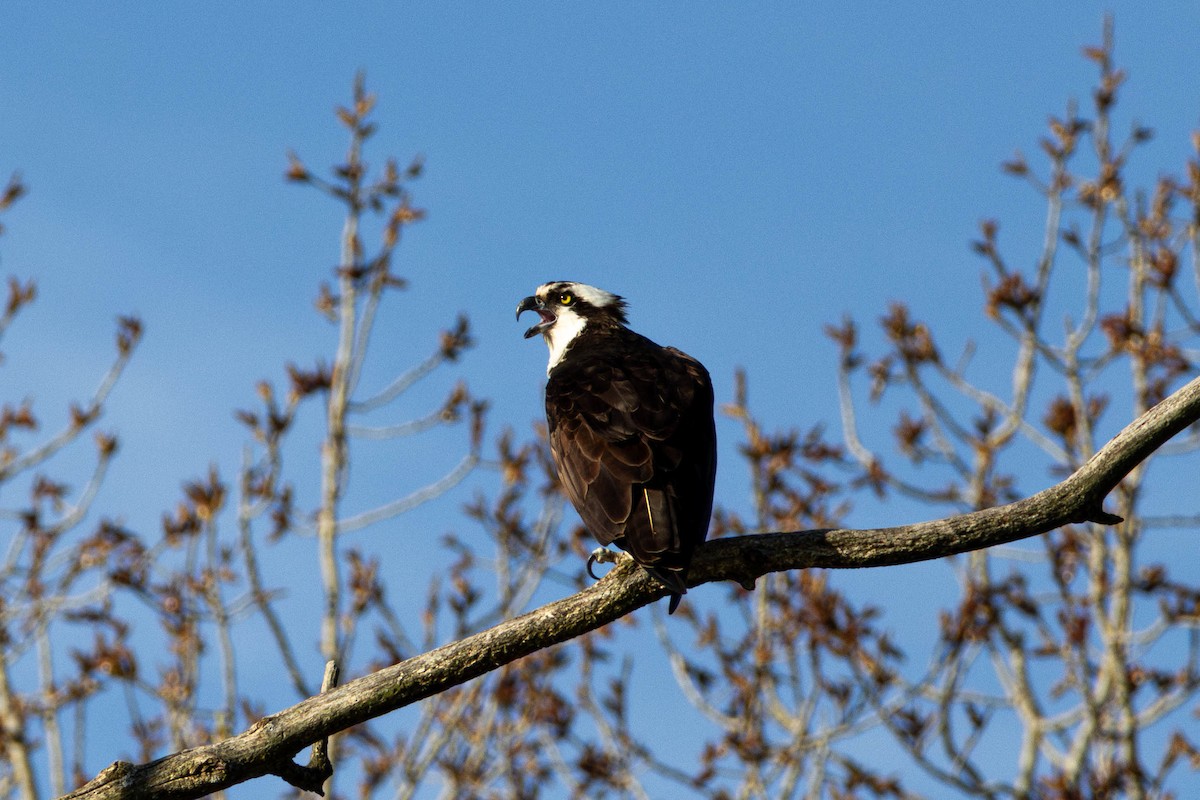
62;375;1200;800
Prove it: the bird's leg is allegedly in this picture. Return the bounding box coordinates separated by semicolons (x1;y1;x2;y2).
586;547;620;580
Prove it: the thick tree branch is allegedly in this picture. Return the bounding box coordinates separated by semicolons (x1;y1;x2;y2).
62;375;1200;800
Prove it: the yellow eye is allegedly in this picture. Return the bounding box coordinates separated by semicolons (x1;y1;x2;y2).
559;293;574;306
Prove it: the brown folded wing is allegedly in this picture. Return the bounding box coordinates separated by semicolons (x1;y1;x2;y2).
546;330;716;596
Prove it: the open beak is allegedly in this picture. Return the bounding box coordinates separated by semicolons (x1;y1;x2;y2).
516;295;556;339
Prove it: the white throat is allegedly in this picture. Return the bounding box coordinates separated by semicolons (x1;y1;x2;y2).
544;310;587;374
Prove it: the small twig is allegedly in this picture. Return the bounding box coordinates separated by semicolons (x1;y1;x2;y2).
270;661;340;795
0;342;135;483
336;452;478;533
347;346;447;414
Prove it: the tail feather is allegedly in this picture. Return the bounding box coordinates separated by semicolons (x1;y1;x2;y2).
645;565;688;614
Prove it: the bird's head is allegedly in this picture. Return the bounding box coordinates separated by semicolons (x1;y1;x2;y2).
516;281;628;370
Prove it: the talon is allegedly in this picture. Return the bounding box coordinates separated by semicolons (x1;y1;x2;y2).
587;547;615;580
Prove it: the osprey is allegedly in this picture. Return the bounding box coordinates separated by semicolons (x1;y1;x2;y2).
517;281;717;613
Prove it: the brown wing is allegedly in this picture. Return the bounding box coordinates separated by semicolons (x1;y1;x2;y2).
546;330;716;599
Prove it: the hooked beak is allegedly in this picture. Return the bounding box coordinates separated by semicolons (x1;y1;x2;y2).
516;295;555;339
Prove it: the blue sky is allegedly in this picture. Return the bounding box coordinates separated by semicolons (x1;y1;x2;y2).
3;3;1200;796
5;3;1198;516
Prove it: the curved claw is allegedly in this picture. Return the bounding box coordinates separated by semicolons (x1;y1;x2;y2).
586;547;615;581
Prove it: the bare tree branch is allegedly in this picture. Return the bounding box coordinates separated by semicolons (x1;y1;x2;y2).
61;374;1200;800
